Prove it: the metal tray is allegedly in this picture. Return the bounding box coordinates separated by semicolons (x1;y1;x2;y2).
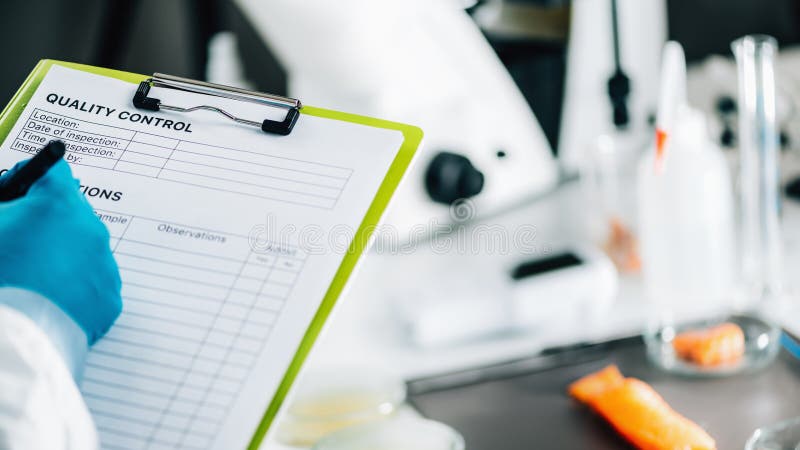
407;336;800;449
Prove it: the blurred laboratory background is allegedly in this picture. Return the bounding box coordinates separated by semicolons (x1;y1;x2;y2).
5;0;800;449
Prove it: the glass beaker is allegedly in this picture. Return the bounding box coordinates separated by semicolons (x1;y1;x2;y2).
643;36;783;376
581;129;648;273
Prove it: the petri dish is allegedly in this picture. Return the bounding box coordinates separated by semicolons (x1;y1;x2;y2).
312;416;465;450
644;313;781;377
746;416;800;450
275;368;406;447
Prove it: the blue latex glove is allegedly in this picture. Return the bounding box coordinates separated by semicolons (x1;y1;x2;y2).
0;159;122;344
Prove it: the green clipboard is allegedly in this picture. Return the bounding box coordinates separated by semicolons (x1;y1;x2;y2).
0;60;422;450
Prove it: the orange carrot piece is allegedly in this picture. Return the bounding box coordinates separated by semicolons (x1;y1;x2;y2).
569;366;716;450
672;323;745;367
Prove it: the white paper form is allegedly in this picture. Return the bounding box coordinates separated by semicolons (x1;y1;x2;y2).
0;65;405;450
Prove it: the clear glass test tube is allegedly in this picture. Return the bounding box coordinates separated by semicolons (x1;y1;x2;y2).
733;34;784;305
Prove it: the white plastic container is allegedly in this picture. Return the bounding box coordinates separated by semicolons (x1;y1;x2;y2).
637;105;735;314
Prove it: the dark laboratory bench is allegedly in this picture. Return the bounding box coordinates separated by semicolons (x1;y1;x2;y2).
407;335;800;450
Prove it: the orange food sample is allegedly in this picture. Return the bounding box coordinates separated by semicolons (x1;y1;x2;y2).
569;364;624;405
569;365;716;450
672;323;745;367
603;217;642;273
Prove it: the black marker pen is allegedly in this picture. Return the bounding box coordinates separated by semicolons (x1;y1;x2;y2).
0;140;66;201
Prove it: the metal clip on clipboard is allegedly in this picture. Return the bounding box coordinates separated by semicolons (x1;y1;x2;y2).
132;73;302;136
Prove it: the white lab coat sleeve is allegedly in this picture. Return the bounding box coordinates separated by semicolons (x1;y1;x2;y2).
0;287;99;450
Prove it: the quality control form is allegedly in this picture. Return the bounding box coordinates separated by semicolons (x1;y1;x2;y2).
0;62;421;450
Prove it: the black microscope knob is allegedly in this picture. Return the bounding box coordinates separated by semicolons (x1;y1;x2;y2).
424;152;484;204
716;95;737;115
720;126;735;148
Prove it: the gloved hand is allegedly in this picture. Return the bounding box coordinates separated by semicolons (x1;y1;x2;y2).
0;159;122;344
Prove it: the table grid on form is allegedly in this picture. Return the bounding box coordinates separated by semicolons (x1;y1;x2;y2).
84;209;307;450
11;108;352;209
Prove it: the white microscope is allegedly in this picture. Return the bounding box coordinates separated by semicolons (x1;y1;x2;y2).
230;0;667;348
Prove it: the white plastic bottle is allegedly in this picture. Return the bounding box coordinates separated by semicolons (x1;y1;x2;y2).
638;42;735;325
